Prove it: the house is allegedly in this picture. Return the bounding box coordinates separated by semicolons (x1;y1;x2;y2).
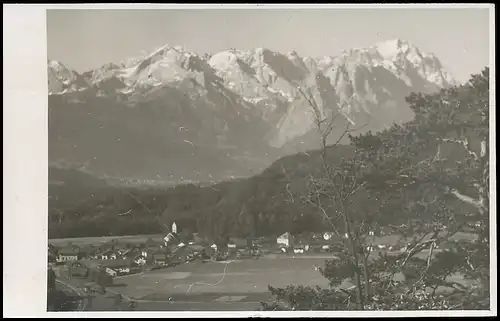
321;244;331;251
164;232;181;249
57;245;80;262
115;266;131;274
94;248;114;260
277;232;294;248
134;255;147;266
82;259;133;277
153;253;167;266
168;245;207;264
105;267;117;277
117;248;132;259
323;232;334;241
94;241;119;258
293;245;306;254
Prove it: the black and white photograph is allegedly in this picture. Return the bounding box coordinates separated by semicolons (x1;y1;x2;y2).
3;4;496;317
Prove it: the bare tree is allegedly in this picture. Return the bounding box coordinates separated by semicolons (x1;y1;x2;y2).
279;70;380;309
266;68;491;311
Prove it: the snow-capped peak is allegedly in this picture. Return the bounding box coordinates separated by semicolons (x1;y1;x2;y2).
48;60;67;71
48;39;456;99
315;39;455;88
373;38;455;86
375;38;415;60
48;60;75;79
47;59;89;94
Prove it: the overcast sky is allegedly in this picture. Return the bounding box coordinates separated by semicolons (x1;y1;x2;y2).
47;7;490;83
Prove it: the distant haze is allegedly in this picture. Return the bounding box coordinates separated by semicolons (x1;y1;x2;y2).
47;7;490;83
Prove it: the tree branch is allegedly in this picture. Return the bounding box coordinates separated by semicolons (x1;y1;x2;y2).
441;138;479;160
449;189;487;213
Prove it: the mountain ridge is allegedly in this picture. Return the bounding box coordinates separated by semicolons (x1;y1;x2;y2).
48;39;456;183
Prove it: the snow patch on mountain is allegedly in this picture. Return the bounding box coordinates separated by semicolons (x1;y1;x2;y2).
47;60;89;94
48;39;456;152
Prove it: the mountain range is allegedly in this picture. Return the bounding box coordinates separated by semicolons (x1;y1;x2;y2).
48;38;456;184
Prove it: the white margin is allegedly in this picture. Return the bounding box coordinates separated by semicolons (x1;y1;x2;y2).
2;3;496;318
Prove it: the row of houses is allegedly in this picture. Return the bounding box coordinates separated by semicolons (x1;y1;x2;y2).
49;231;346;266
276;231;344;251
48;236;177;270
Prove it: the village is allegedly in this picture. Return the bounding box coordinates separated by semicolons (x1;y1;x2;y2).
48;221;416;290
46;219;473;313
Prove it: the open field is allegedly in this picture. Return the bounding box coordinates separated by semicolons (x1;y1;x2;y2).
104;257;330;308
49;234;166;247
49;230;477;248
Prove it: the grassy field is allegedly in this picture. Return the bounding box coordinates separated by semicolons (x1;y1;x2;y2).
108;257;331;301
48;230;476;248
48;234;166;246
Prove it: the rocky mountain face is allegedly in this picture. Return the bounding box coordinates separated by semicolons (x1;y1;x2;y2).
48;39;455;184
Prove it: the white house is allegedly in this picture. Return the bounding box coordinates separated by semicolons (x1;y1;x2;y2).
105;267;117;277
134;256;146;266
57;246;80;262
293;245;305;254
172;222;178;234
116;267;130;274
164;233;176;247
277;232;294;248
